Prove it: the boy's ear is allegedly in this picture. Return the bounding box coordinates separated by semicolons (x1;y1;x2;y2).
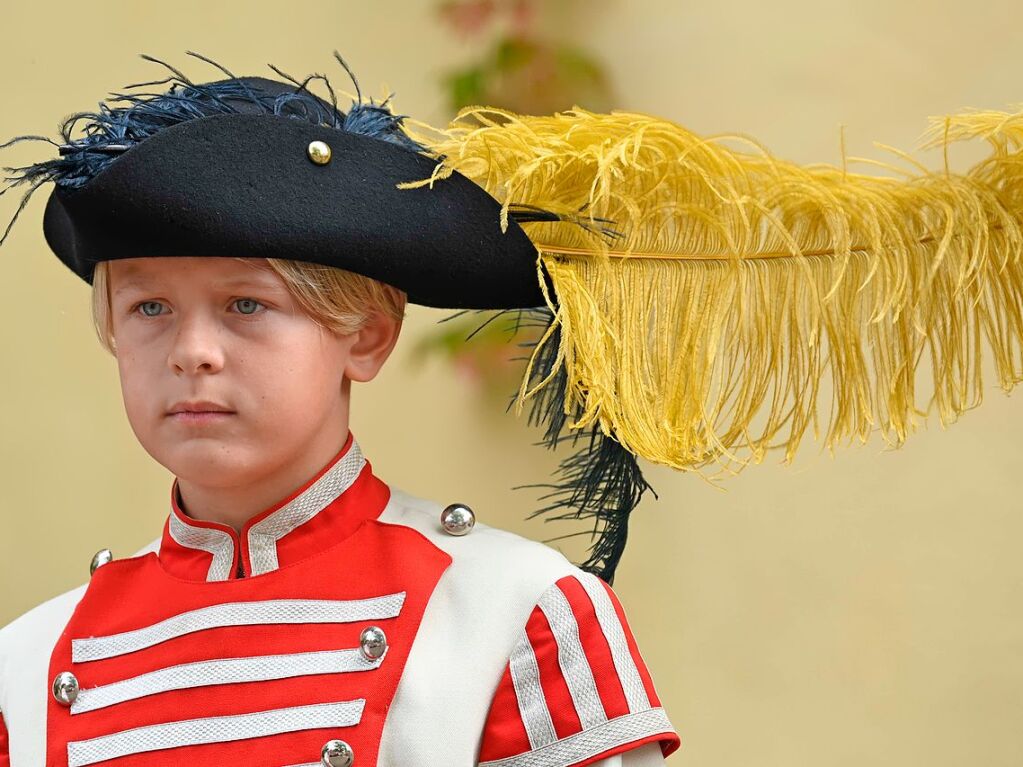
342;310;403;383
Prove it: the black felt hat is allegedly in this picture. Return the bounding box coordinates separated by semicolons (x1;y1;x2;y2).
14;67;551;309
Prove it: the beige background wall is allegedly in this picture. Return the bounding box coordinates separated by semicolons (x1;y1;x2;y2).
2;1;1022;764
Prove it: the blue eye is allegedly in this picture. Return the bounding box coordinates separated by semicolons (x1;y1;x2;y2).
234;298;264;315
138;301;165;317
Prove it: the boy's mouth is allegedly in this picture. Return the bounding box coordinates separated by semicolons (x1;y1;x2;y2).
166;400;236;417
166;398;236;423
169;411;235;425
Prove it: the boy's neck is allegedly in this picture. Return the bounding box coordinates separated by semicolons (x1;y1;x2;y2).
174;426;353;533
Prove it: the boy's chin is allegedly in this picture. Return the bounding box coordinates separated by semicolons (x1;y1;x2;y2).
152;441;264;485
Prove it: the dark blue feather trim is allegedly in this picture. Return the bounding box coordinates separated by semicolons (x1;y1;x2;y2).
1;50;426;246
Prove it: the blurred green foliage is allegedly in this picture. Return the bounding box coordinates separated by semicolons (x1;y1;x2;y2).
439;0;613;114
421;0;611;397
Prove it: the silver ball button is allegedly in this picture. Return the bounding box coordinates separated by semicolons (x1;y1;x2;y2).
440;503;475;536
359;625;387;661
90;548;113;575
321;738;354;767
52;671;79;706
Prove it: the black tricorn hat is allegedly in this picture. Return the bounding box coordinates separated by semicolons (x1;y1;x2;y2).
18;68;552;309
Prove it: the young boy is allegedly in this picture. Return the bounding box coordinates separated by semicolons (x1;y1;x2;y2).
0;57;680;766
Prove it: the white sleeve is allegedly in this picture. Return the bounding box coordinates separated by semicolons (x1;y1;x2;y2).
476;572;680;767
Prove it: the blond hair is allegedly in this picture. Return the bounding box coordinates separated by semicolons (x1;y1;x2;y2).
91;257;407;355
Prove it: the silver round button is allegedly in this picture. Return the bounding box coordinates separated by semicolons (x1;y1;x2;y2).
440;503;475;536
52;671;79;706
321;738;354;767
359;625;387;661
90;548;113;575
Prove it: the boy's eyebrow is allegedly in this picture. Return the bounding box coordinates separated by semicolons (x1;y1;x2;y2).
112;276;154;295
210;275;288;291
112;274;286;295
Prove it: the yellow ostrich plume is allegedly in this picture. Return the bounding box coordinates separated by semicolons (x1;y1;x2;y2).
401;103;1023;479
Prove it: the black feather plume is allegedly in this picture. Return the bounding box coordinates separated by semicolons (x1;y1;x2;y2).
461;303;656;585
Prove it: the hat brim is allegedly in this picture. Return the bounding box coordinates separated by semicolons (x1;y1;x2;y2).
42;111;549;310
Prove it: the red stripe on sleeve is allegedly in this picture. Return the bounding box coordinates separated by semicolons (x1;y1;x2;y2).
477;663;532;762
0;710;10;767
556;575;633;719
598;577;665;709
526;602;584;740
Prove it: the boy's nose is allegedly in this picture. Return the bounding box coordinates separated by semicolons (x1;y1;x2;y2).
166;317;226;375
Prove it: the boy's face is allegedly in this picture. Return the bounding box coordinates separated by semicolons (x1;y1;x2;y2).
106;256;392;493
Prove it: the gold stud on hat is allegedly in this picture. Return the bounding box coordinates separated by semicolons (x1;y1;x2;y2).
307;140;332;165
